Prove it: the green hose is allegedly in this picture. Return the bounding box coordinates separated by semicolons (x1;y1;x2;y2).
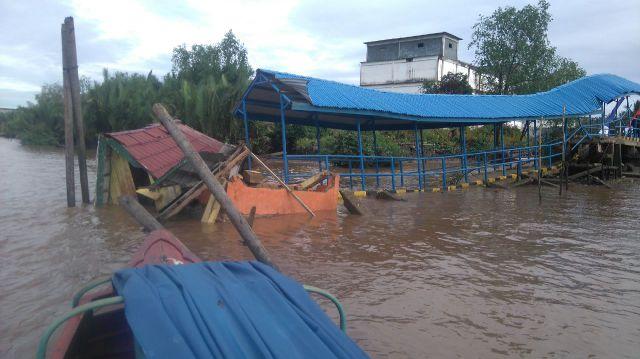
36;296;124;359
303;285;346;332
71;276;112;307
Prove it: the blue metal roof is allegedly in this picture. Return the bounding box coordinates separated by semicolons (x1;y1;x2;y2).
236;69;640;130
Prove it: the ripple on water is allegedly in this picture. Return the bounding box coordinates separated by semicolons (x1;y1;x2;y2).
1;138;640;358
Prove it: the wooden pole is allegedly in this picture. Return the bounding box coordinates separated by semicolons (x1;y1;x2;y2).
248;151;315;217
61;22;75;207
339;190;364;215
247;206;257;228
62;17;89;203
152;104;278;270
119;195;164;232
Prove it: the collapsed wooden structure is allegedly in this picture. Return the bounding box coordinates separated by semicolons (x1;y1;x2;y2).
95;121;339;221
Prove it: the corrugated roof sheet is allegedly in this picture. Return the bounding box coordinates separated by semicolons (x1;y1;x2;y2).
238;69;640;130
106;123;224;179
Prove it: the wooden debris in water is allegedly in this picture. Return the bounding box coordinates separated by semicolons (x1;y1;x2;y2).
242;170;264;185
158;146;249;221
298;171;328;190
375;191;405;201
339;190;366;215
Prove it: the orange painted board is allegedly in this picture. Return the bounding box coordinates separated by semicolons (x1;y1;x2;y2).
226;174;340;216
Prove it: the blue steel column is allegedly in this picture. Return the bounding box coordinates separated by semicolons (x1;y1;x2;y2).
601;102;605;135
626;96;631;137
315;118;322;172
533;119;538;169
500;123;506;176
420;129;426;186
493;123;499;172
372;123;380;188
460;126;468;182
414;123;423;190
357;120;366;191
242;100;251;169
279;94;289;183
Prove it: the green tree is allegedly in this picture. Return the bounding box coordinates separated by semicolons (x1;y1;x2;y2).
83;69;162;142
1;84;64;145
166;30;253;143
421;72;473;94
469;0;585;94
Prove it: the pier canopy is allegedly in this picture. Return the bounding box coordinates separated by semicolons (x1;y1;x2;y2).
235;69;640;130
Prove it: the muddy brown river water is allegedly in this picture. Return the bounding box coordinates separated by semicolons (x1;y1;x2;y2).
1;137;639;358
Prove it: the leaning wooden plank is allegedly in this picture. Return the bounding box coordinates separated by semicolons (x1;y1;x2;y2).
242;170;264;185
339;190;364;215
119;195;164;232
155;185;182;210
298;171;327;190
539;179;559;188
136;187;162;201
589;175;611;189
201;180;226;223
157;183;206;220
109;152;136;205
375;191;405;201
201;195;215;222
568;164;602;181
219;149;249;178
158;149;249;220
247;206;257;227
209;201;222;223
486;181;507;189
511;178;535;188
154;103;278;270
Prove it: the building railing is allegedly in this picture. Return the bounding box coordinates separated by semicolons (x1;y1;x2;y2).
283;141;563;191
277;117;639;192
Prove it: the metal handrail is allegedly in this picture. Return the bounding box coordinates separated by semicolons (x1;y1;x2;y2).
37;296;124;359
304;285;347;332
71;276;112;307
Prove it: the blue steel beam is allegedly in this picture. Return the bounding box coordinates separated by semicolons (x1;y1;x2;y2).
460;126;468;182
279;94;289;183
533;119;538;169
414;123;423;190
315;116;322;172
372;124;380;188
500;123;506;176
357;120;366;190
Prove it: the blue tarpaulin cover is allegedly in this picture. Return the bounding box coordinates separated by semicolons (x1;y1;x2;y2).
112;261;368;359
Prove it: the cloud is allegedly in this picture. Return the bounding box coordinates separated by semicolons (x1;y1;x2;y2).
0;0;638;108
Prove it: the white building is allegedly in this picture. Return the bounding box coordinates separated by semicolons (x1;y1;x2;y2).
360;32;480;94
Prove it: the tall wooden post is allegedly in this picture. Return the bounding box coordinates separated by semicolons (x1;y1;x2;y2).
62;17;89;203
61;22;75;207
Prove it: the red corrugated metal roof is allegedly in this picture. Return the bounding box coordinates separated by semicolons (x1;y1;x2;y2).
106;122;225;179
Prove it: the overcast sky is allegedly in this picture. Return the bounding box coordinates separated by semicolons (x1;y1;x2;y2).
1;0;638;108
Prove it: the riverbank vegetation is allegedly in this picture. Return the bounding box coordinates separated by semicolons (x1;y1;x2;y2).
1;1;590;156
